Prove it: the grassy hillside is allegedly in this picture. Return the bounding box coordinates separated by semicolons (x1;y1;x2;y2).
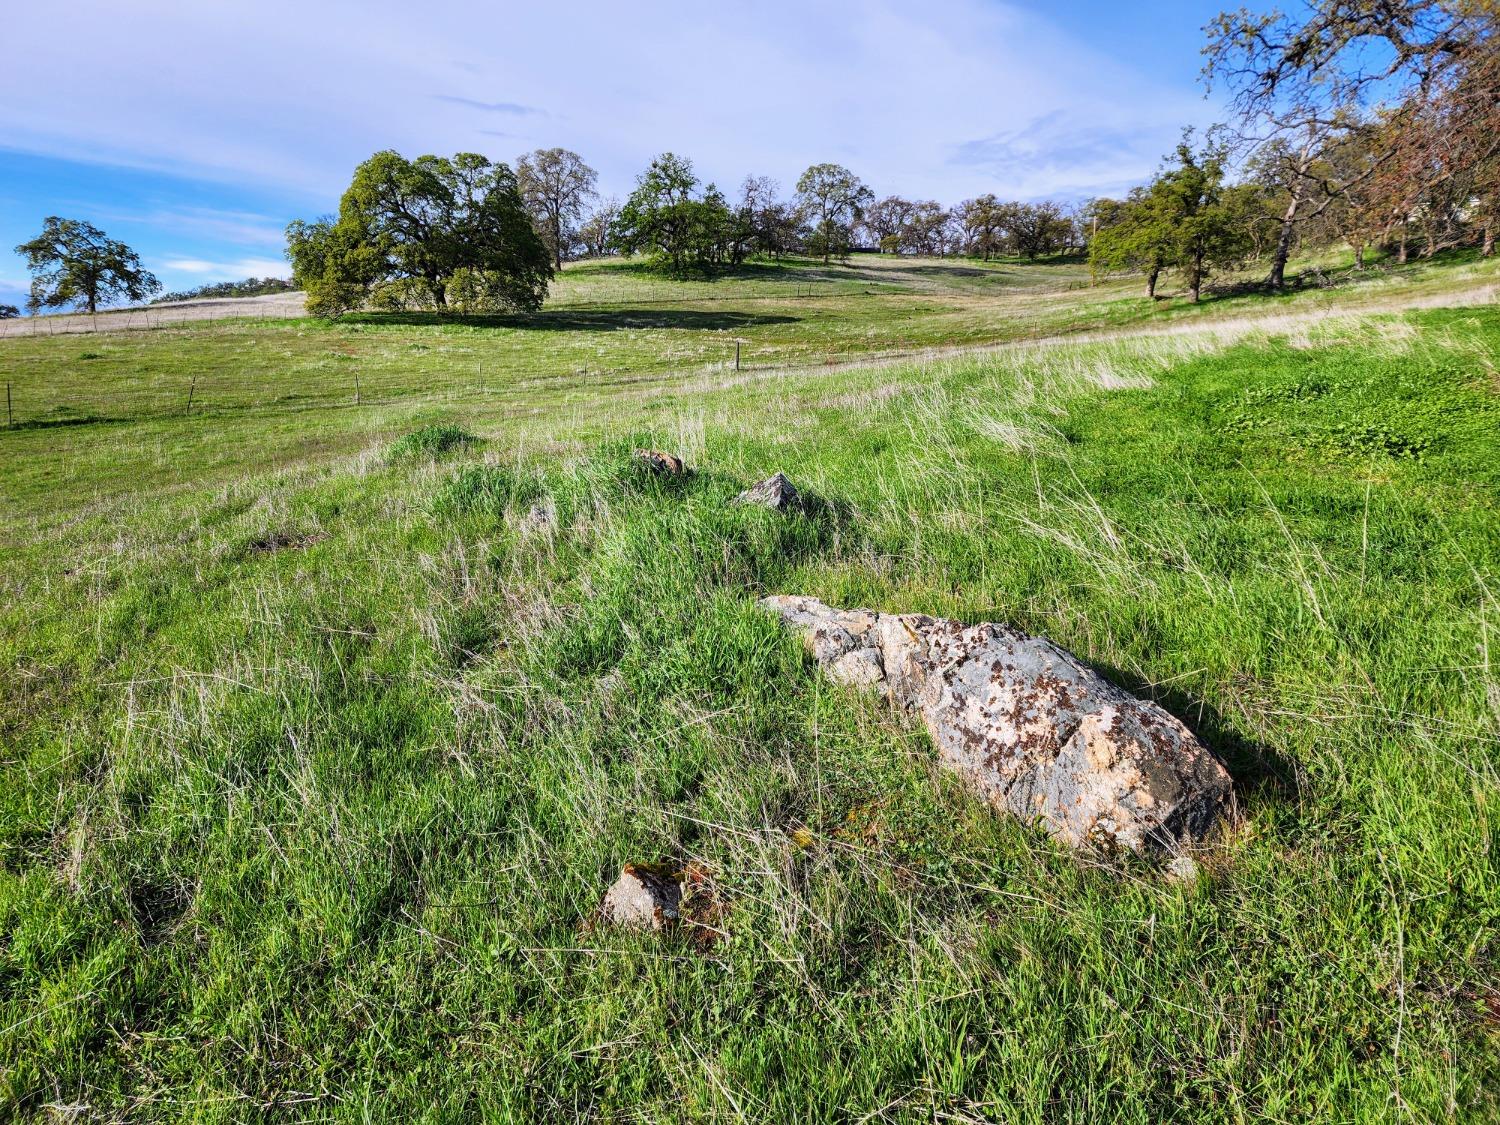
2;254;1499;1121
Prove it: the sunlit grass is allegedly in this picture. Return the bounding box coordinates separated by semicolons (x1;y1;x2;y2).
1;253;1498;1120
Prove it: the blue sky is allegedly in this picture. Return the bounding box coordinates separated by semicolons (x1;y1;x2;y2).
0;0;1228;310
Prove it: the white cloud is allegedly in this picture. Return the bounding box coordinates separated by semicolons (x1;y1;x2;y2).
98;206;291;248
159;257;291;280
1;0;1218;205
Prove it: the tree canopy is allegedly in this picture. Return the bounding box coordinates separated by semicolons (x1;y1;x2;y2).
14;218;160;314
795;164;873;263
285;151;551;317
610;154;753;275
516;148;598;270
1205;0;1499;285
1091;138;1254;301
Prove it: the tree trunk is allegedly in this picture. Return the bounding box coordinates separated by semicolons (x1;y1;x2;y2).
1483;220;1494;257
1188;250;1204;303
1146;267;1159;300
1267;142;1315;291
1354;243;1365;270
1267;199;1297;290
1397;221;1409;264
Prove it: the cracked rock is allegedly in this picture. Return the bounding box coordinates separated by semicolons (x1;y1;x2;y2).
760;595;1232;854
736;472;801;511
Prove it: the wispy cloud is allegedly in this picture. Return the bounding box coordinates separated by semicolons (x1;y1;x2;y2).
434;95;545;116
96;205;289;247
159;256;290;279
0;0;1222;220
950;110;1180;199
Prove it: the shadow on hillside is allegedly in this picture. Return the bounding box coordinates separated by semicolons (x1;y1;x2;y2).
349;308;801;332
1149;681;1299;808
4;415;117;432
1190;245;1487;306
901;264;999;278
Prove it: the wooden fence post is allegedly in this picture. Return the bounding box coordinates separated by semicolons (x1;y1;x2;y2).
186;374;196;415
354;371;362;405
6;382;11;428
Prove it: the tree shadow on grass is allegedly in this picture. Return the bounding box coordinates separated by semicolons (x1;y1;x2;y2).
347;309;801;332
4;415;118;431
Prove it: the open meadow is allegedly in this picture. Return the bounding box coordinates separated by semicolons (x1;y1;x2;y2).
3;252;1500;1120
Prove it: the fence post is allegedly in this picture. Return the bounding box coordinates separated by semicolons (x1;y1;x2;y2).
186;374;196;415
6;382;11;428
354;371;361;405
735;340;741;371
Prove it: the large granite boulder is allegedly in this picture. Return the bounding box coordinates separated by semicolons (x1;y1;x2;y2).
760;595;1232;854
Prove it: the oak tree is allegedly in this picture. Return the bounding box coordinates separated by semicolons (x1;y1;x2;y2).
515;148;598;270
285;151;550;317
15;218;161;314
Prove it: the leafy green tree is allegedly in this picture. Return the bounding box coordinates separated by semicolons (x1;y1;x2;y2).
285;151;551;318
1092;140;1253;301
612;154;739;275
0;304;19;319
1089;188;1175;297
1003;201;1071;260
15;218;161;314
795;164;872;263
957;195;1006;260
1163;146;1256;302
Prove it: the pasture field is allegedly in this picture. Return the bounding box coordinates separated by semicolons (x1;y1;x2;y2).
2;252;1499;1121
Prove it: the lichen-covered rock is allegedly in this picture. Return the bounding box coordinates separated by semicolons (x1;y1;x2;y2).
760;595;1232;854
736;472;801;511
598;864;681;930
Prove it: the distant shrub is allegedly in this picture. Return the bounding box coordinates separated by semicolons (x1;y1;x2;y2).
152;277;295;305
387;425;477;462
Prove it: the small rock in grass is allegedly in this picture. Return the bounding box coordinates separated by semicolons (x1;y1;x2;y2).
633;449;686;476
520;500;555;533
735;471;801;512
598;864;681;930
1164;856;1201;886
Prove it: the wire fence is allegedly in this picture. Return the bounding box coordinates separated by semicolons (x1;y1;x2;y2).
0;337;767;431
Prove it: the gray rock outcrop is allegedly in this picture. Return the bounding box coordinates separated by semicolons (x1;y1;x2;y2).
736;472;801;511
760;595;1232;854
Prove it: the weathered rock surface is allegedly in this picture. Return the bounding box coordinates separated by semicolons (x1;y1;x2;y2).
760;595;1232;854
633;449;687;476
598;864;681;930
736;472;801;512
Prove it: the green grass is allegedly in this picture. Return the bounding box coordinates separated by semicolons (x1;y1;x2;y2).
1;254;1498;1121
